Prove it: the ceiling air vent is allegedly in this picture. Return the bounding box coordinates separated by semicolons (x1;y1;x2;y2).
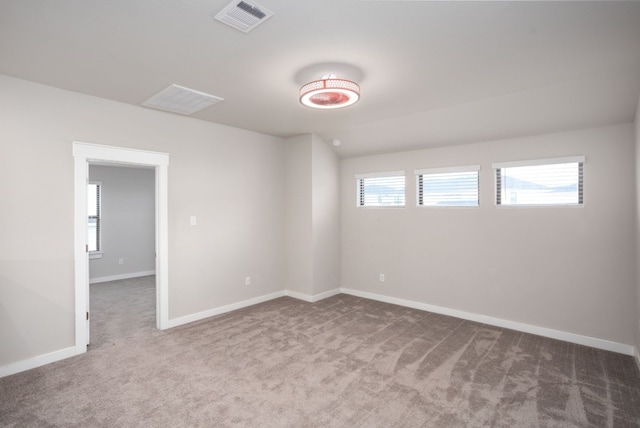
142;84;223;115
214;0;273;33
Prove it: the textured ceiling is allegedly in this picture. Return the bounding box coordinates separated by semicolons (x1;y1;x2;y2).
1;0;639;157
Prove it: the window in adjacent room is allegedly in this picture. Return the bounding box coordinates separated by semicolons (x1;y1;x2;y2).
493;156;584;206
356;171;405;207
415;165;480;207
87;182;102;257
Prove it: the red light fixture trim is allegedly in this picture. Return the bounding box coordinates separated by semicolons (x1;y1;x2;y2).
299;74;360;109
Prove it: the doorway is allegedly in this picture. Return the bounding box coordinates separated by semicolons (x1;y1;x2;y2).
88;163;156;346
73;142;169;355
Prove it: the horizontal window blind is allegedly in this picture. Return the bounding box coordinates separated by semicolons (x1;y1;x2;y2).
87;183;101;252
494;157;584;206
356;171;405;207
415;165;479;207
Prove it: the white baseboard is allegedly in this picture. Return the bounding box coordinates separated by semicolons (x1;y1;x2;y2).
285;288;341;303
166;290;286;329
2;291;288;377
166;288;340;328
340;288;636;357
0;346;80;378
4;287;634;378
90;270;156;284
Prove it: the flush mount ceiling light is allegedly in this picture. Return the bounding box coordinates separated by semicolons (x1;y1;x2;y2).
299;74;360;109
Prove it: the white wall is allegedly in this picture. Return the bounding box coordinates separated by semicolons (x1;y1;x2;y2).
341;124;637;346
284;134;341;298
311;135;340;296
0;74;285;367
89;165;155;282
635;92;640;359
284;135;313;295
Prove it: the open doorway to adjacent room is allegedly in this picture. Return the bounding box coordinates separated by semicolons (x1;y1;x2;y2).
87;164;156;349
73;142;169;355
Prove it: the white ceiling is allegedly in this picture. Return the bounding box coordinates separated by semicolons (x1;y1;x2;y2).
1;0;639;157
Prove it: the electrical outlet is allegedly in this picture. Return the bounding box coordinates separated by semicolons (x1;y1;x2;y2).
379;273;385;282
245;276;251;286
190;215;197;226
118;258;124;265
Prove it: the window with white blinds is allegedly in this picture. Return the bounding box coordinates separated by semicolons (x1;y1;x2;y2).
415;165;480;207
87;182;101;252
493;156;584;206
356;171;405;207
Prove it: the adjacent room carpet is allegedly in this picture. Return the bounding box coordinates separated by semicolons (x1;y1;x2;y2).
1;276;639;427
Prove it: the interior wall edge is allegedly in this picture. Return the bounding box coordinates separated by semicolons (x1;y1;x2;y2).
4;286;636;379
285;288;341;303
165;291;287;329
340;288;636;357
0;346;79;379
89;270;156;285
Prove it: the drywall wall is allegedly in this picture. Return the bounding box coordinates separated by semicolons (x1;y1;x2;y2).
89;165;155;282
284;135;313;296
341;123;637;346
0;74;285;367
284;134;340;298
311;134;340;295
636;93;640;359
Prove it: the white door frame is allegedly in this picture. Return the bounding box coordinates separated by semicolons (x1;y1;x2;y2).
73;142;169;354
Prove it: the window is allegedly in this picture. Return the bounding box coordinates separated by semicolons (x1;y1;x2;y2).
87;182;101;254
493;156;584;206
356;171;405;207
415;165;479;207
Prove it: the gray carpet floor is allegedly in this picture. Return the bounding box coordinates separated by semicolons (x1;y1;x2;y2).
1;275;640;427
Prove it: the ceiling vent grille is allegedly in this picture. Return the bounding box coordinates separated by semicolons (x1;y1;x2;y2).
142;84;223;115
214;0;273;33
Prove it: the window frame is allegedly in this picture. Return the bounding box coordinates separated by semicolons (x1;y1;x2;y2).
492;156;584;207
88;181;102;259
415;165;480;208
356;170;406;208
